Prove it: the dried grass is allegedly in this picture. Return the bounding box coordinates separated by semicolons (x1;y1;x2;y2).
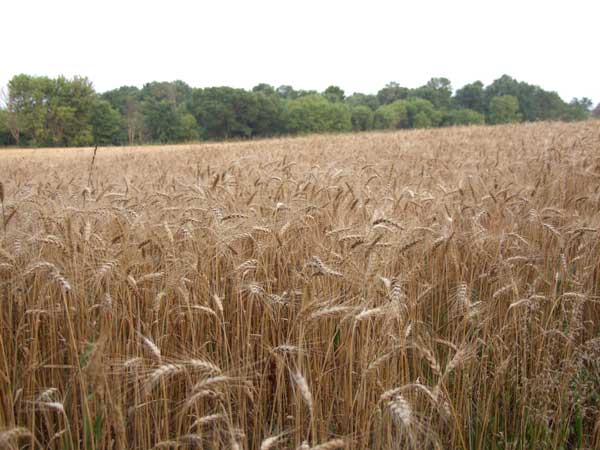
1;122;599;449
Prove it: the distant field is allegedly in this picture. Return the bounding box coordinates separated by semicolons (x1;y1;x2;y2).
1;122;599;449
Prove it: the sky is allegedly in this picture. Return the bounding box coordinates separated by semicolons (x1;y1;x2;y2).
1;0;598;104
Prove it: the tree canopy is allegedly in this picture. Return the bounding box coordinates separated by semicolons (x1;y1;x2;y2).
287;95;352;134
488;95;522;125
0;73;593;147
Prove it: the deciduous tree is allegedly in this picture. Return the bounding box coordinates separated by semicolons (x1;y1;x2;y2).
454;81;485;113
374;101;408;129
442;108;485;126
287;95;351;134
91;99;126;145
488;95;522;124
350;105;374;131
324;85;345;103
377;82;410;105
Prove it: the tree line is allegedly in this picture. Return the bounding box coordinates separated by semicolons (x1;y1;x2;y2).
0;74;597;147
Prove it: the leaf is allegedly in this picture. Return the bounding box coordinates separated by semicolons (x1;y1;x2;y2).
93;414;103;447
84;412;104;450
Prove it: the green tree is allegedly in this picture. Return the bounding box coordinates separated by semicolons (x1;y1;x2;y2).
191;87;263;139
6;74;53;145
0;110;13;145
453;81;485;113
377;82;410;105
250;92;288;136
405;98;442;128
485;75;521;100
287;95;351;134
252;83;276;96
323;85;345;103
412;77;452;109
142;97;173;142
345;93;379;111
592;103;600;119
558;98;591;122
276;85;297;100
525;88;567;121
2;73;595;147
570;97;593;114
102;86;141;113
412;112;431;128
141;80;192;107
6;74;96;146
91;99;125;145
488;95;522;124
139;81;198;142
142;97;193;143
0;89;24;145
350;105;374;131
49;76;95;146
101;86;142;144
179;112;201;141
484;75;574;122
442;108;485;126
373;101;408;129
295;89;319;98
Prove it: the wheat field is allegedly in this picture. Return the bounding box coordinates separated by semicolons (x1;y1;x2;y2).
1;122;599;450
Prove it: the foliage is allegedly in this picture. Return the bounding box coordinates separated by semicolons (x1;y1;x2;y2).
138;81;199;143
345;93;379;111
373;100;408;129
179;113;201;141
373;98;441;129
453;81;486;113
565;98;593;121
412;77;453;109
141;80;192;106
488;95;522;124
252;83;276;96
101;86;141;113
101;86;142;144
323;85;345;103
191;87;255;139
5;74;96;146
248;92;288;137
442;108;485;126
350;105;374;131
142;100;199;143
405;97;442;128
0;73;593;147
91;99;125;145
484;75;585;122
276;85;296;100
287;95;352;134
377;82;410;105
0;110;12;145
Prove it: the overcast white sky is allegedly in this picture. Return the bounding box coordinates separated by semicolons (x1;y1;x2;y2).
1;0;598;104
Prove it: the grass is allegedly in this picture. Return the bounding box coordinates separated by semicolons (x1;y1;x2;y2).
0;122;599;449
